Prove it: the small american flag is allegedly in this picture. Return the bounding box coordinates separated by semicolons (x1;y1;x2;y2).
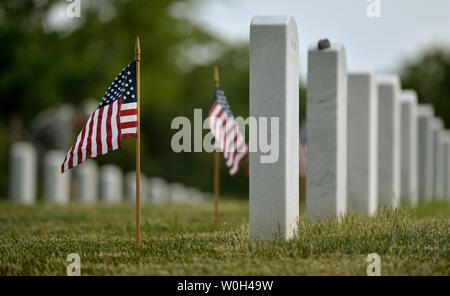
61;61;138;173
208;87;248;176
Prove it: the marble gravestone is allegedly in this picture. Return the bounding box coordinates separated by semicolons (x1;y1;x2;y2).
73;159;98;203
417;105;435;202
306;40;347;219
43;150;70;204
169;183;190;203
347;70;378;215
431;118;445;199
400;90;418;206
99;165;123;202
444;132;450;200
249;15;299;240
9;142;37;204
377;75;401;209
148;177;170;203
125;171;148;202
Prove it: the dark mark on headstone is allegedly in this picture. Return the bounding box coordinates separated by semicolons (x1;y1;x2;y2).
318;39;330;50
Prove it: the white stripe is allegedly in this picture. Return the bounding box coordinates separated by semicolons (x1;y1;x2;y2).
72;130;83;167
121;102;137;110
209;104;222;123
101;105;109;154
90;109;99;157
208;108;219;131
122;127;137;134
120;115;137;123
81;115;92;161
63;148;71;172
230;150;247;175
227;137;245;167
214;117;225;151
111;101;119;149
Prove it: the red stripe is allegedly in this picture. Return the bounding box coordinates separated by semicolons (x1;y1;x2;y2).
209;101;219;117
230;142;246;166
76;126;87;165
106;105;113;152
121;121;138;129
86;113;95;158
96;107;103;156
216;109;225;119
120;109;137;116
121;133;137;138
61;154;68;173
230;150;248;177
68;142;76;169
116;100;123;148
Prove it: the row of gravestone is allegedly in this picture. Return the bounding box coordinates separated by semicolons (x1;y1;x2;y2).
248;15;450;240
8;144;211;204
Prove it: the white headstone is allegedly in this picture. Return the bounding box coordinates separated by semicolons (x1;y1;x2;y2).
400;90;418;206
444;132;450;200
169;183;190;203
306;41;347;219
125;171;148;202
99;165;123;202
377;74;401;209
43;150;70;204
417;105;434;202
73;159;98;203
249;15;299;239
187;187;203;203
148;177;170;203
9;142;37;205
431;118;445;199
347;70;378;215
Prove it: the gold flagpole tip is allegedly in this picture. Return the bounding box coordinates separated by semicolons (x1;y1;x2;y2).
213;66;219;88
135;36;141;61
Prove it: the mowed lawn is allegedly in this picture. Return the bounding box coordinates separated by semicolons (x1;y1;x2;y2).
0;199;448;275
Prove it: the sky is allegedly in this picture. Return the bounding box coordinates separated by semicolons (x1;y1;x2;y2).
187;0;450;79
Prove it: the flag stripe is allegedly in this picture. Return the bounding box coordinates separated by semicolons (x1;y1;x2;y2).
120;109;137;116
208;88;248;176
96;108;103;157
106;104;113;152
121;115;137;123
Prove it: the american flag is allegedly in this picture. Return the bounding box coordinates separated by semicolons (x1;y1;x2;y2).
61;61;138;173
208;87;248;176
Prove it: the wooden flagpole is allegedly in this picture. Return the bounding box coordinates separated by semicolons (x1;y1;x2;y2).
135;36;141;248
213;66;220;231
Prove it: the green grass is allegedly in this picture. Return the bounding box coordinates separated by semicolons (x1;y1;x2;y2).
0;199;449;275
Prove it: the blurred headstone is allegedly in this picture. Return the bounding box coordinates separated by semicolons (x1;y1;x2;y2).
73;159;98;203
432;118;445;199
400;90;418;206
417;105;434;202
30;104;75;152
9;142;37;204
125;171;148;202
43;150;70;204
444;132;450;200
148;177;170;203
377;74;401;209
187;187;203;203
347;70;378;215
249;15;299;240
169;183;189;203
99;165;123;202
306;40;347;219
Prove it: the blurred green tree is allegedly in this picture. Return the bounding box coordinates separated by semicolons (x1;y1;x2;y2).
401;47;450;128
